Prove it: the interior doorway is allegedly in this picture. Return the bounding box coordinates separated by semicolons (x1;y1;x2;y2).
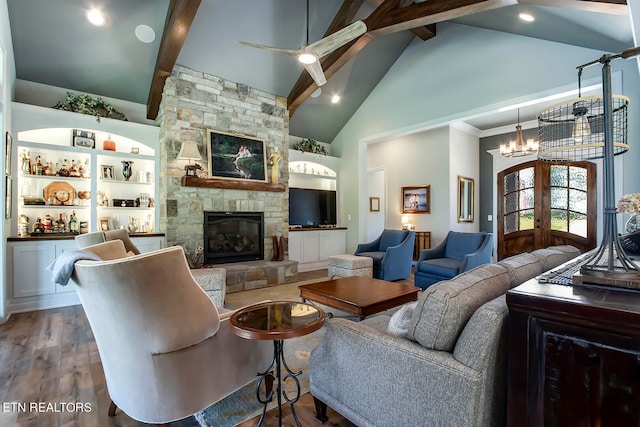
366;167;385;242
497;160;597;259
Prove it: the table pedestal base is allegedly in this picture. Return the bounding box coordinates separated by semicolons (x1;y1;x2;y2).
256;339;302;427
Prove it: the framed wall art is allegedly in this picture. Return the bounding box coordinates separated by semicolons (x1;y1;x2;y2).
72;129;95;148
457;176;474;223
5;176;12;219
100;165;116;180
5;131;12;175
206;129;266;182
369;197;380;212
98;217;113;231
402;185;430;214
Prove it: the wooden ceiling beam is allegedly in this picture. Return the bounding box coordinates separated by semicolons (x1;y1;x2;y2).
288;0;500;115
365;0;437;40
518;0;628;15
146;0;201;120
365;0;518;36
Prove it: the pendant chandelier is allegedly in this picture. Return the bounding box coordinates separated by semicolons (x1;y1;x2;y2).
499;109;539;157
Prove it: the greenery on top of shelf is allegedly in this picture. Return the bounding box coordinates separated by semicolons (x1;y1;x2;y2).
53;92;128;122
292;138;328;155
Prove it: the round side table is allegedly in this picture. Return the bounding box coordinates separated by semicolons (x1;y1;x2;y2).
230;301;325;427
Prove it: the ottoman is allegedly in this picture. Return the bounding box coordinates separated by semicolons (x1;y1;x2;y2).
191;268;227;308
328;254;373;279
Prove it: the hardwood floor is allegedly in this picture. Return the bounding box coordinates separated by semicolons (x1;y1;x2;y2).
0;269;358;426
0;268;414;426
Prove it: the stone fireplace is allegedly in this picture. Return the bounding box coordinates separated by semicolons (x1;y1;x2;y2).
156;65;291;264
204;211;264;264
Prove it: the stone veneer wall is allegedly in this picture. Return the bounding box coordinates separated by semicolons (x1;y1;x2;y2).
157;65;289;260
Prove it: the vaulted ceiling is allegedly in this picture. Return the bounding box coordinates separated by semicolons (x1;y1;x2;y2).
7;0;633;142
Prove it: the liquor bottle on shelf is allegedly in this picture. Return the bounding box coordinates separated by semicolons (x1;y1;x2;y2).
45;161;56;176
69;211;79;233
59;159;70;177
35;156;43;175
69;160;79;177
78;160;85;178
33;217;45;234
56;214;66;233
44;214;53;232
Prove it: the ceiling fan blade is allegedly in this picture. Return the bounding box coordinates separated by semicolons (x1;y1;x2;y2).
303;61;327;87
307;20;367;59
238;41;300;57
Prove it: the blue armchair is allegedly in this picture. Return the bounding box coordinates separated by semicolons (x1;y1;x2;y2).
354;229;415;281
414;231;493;290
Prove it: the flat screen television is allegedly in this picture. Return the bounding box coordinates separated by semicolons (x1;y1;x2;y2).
289;188;337;227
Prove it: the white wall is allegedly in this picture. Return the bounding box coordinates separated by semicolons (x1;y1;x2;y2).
449;124;480;233
367;126;451;246
1;0;16;323
332;22;640;252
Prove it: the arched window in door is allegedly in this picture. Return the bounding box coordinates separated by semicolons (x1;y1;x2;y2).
503;166;535;234
550;165;588;237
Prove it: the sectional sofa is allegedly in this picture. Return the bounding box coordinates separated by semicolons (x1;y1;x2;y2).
310;245;580;427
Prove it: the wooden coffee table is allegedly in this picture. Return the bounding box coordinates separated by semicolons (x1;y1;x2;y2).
299;276;420;320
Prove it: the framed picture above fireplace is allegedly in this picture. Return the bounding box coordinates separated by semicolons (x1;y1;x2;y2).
206;129;267;182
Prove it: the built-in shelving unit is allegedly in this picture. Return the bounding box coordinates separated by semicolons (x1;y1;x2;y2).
288;149;339;191
11;102;160;235
6;102;164;315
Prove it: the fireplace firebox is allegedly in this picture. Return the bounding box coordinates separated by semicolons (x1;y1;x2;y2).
204;211;264;264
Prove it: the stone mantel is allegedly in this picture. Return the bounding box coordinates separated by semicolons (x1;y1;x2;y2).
181;176;286;192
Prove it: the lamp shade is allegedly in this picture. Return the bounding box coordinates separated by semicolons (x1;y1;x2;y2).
537;95;629;161
178;141;202;161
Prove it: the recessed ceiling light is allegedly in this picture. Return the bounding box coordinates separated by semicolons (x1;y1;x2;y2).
310;88;322;98
519;13;535;22
331;95;340;104
135;24;156;43
86;9;106;27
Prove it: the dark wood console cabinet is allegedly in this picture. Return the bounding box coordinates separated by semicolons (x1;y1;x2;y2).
506;280;640;427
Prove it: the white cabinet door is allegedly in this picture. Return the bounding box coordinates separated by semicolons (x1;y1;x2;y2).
13;243;56;298
319;230;347;260
301;232;319;263
288;233;302;263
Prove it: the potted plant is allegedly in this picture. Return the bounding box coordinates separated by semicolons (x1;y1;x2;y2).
53;92;128;122
291;138;328;155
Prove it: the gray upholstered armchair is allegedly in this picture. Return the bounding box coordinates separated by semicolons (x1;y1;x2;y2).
354;229;415;281
75;229;141;254
72;241;272;425
414;231;493;290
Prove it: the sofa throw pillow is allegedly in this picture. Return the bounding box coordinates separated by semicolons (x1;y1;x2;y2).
387;301;417;339
407;263;510;351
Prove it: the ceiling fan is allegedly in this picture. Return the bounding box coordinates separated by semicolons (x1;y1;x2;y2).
238;1;366;87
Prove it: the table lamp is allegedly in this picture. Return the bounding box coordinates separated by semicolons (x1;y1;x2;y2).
178;141;202;177
537;46;640;282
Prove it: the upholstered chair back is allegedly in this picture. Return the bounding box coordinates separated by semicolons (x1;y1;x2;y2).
72;245;226;423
